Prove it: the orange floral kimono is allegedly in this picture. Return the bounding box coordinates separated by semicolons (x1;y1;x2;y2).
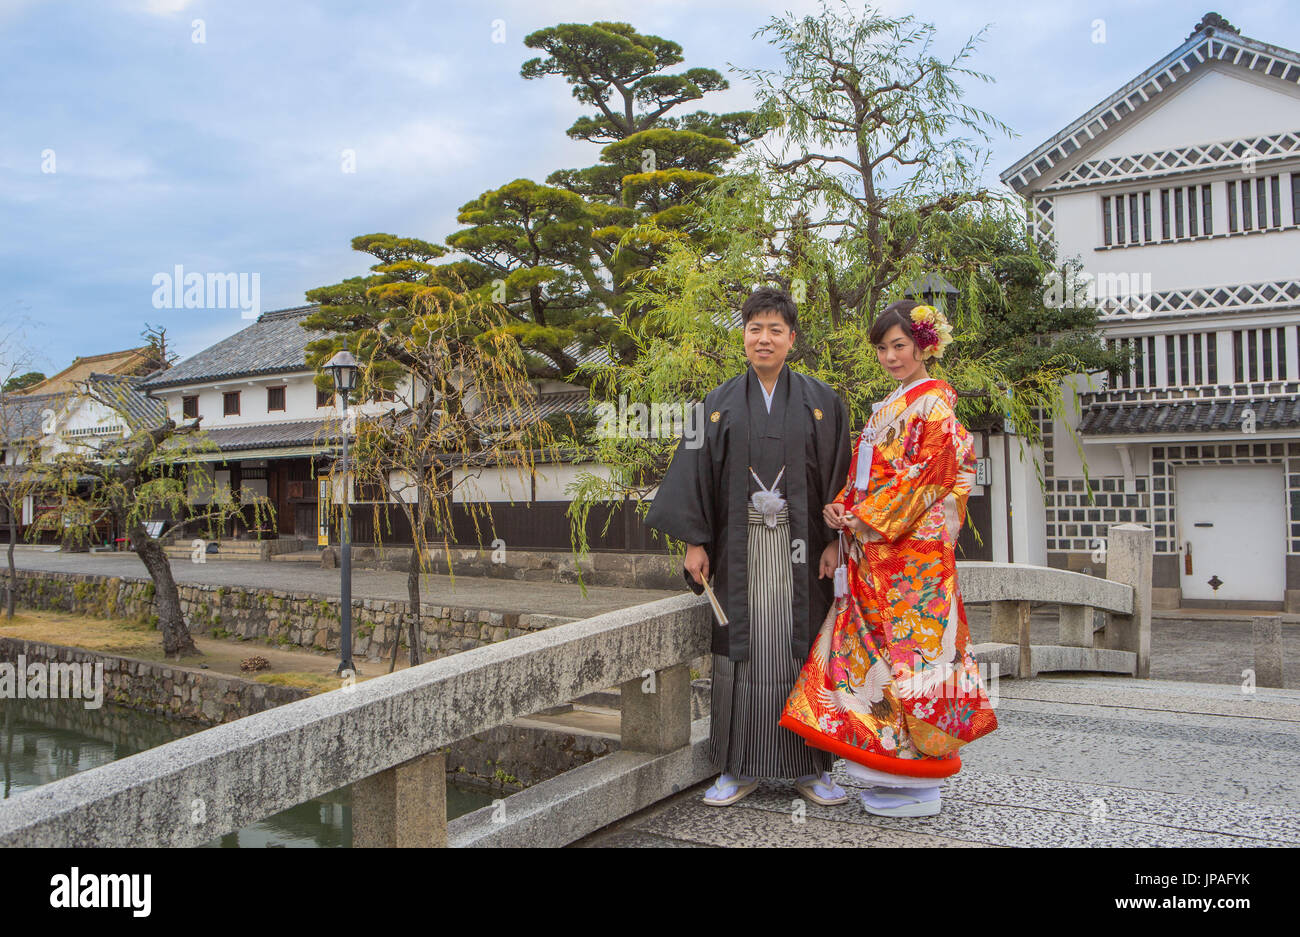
779;377;998;778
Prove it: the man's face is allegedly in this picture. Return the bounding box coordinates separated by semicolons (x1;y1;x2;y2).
744;309;795;370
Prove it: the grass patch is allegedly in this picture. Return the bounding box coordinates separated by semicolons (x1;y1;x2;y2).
254;672;342;694
0;610;157;656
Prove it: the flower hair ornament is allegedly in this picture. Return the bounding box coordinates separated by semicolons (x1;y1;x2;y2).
908;304;954;361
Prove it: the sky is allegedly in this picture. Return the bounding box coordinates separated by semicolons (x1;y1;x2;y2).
1;0;1297;375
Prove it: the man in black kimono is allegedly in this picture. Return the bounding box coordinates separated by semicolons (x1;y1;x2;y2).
645;286;852;807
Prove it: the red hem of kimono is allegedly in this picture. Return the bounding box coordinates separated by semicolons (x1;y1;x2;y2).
778;714;961;778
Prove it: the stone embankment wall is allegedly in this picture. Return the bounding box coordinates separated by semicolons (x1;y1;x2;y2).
9;569;570;659
5;570;678;791
0;636;625;792
321;545;682;590
0;636;308;725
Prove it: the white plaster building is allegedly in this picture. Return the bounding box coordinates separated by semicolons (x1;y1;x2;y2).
138;306;407;542
1000;13;1300;611
138;306;608;550
0;371;167;542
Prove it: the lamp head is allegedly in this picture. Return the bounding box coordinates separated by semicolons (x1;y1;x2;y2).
325;350;358;394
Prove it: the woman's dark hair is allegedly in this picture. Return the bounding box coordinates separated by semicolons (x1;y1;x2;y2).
741;286;798;331
868;298;922;348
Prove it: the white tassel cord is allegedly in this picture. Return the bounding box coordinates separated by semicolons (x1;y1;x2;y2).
748;466;786;528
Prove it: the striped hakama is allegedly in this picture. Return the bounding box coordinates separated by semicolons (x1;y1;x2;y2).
707;504;833;779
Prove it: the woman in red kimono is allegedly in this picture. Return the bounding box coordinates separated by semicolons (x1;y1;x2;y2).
779;299;998;817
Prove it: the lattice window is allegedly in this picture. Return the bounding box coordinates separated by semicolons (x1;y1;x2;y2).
1227;174;1284;232
1106;335;1158;388
1163;332;1218;386
1232;327;1291;382
1103;184;1210;247
1102;189;1159;247
1042;476;1148;555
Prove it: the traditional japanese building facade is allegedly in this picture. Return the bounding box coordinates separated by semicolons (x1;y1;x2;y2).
0;371;166;543
138;305;618;551
1001;14;1300;611
138;306;401;542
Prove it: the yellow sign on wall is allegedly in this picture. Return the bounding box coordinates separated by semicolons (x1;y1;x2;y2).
317;477;329;546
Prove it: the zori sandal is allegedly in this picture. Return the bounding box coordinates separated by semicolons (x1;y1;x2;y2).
702;773;758;806
795;772;849;805
859;786;942;817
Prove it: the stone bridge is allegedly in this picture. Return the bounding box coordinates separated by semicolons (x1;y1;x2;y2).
1;525;1296;847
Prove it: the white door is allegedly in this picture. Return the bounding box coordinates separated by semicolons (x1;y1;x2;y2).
1176;465;1285;602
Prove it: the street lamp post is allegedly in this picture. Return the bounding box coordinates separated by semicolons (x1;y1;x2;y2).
326;350;358;677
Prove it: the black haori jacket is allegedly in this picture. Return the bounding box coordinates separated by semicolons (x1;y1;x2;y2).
645;364;851;661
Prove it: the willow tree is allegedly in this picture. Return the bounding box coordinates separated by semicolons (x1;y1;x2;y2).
0;321;47;620
732;1;1015;331
305;259;562;668
25;378;272;657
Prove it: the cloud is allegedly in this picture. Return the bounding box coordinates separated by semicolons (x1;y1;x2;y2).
135;0;198;14
0;0;40;24
357;48;451;88
309;118;487;180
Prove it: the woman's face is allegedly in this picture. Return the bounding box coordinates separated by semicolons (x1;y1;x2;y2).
875;324;927;384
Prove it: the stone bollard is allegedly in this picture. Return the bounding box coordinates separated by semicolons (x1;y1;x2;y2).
1102;524;1153;678
353;751;447;847
1252;615;1284;688
619;662;691;754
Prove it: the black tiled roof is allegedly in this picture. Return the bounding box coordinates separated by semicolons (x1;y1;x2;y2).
194;418;341;453
0;392;64;442
477;390;591;429
139;306;321;390
1079;395;1300;435
534;390;591;420
0;375;165;443
84;374;167;427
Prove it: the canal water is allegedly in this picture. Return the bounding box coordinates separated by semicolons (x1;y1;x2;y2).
0;698;495;847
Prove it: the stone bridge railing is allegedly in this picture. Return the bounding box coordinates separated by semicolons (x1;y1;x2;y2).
963;524;1152;680
0;525;1152;848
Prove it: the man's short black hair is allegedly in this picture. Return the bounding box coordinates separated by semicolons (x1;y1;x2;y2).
741;286;797;332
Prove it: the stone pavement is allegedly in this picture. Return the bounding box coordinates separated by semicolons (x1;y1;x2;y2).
575;675;1300;847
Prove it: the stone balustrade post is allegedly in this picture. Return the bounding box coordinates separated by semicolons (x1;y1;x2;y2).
620;662;691;754
1252;615;1284;688
991;600;1033;678
353;751;447;848
1058;605;1095;648
1103;524;1153;678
